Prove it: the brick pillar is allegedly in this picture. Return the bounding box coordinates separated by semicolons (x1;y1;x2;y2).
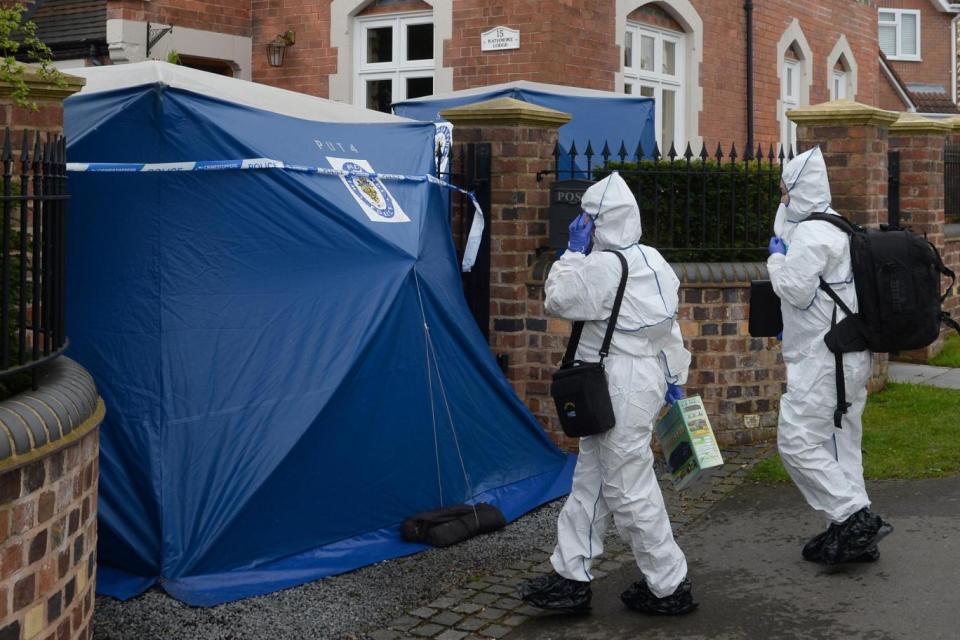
787;101;900;389
441;98;573;446
888;113;950;247
888;114;952;362
788;100;899;228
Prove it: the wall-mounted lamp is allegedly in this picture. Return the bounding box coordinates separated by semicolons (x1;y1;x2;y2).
267;30;296;67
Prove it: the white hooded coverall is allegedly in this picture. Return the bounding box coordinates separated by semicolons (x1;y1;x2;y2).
768;147;872;525
545;173;691;598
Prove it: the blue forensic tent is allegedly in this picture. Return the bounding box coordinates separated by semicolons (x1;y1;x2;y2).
64;62;572;606
393;81;656;175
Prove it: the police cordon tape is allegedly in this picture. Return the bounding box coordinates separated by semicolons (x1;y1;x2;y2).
66;158;484;273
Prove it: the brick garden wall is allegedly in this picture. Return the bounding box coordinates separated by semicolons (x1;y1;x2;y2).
0;430;98;640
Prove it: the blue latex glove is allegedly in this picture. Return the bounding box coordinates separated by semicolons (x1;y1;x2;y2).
768;236;786;255
568;213;595;254
776;331;783;341
665;383;684;404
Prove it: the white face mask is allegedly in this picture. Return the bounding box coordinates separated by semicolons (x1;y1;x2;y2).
774;202;788;238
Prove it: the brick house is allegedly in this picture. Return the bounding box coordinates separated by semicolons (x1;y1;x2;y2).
876;0;960;115
26;1;958;151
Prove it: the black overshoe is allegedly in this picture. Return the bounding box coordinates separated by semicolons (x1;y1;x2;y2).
620;576;698;615
520;573;592;612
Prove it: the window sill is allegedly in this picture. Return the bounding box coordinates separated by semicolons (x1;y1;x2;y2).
886;55;922;63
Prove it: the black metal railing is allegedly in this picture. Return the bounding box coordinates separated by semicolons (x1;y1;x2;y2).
0;128;68;385
541;140;789;262
945;142;960;224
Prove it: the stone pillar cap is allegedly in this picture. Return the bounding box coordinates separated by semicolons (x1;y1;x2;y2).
440;97;572;128
786;99;899;127
944;116;960;132
0;68;85;101
889;112;952;133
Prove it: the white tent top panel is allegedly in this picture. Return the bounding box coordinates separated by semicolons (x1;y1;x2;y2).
67;61;408;124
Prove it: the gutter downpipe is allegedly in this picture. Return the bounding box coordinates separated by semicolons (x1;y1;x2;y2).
745;0;755;153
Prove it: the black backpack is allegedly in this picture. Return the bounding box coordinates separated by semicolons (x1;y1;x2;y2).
802;213;959;427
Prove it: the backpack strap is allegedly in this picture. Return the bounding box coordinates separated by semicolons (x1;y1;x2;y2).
561;250;630;365
828;307;851;430
804;212;861;234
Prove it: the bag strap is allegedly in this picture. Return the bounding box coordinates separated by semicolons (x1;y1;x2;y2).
804;212;860;234
561;250;630;364
829;307;851;430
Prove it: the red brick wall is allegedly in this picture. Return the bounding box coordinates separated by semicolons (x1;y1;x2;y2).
445;0;618;91
878;61;911;110
0;430;99;640
107;0;252;37
878;0;954;89
251;0;336;95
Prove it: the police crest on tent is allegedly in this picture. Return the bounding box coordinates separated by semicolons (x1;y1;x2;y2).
327;157;410;223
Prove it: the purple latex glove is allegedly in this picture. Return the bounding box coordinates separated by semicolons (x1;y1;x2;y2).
568;213;595;254
665;383;684;404
768;236;786;255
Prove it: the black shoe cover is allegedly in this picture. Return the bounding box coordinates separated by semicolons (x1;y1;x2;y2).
520;573;591;612
803;508;893;565
620;577;698;615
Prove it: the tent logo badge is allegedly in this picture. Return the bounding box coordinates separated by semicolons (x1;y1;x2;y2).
327;157;410;223
342;161;396;219
563;401;577;418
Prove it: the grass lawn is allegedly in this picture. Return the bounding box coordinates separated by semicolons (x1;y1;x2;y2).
930;332;960;368
749;382;960;484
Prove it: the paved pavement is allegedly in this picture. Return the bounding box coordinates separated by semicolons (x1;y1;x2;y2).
508;477;960;640
888;363;960;389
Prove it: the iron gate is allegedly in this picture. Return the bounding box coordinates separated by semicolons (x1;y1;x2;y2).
945;142;960;223
442;142;491;340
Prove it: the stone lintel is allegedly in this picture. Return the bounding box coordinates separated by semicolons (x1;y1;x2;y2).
0;69;85;103
787;99;899;128
440;97;572;128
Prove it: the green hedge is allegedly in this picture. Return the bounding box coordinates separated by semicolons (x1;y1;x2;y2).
595;160;782;262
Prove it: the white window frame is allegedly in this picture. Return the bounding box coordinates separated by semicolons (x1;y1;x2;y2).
879;9;921;62
831;69;849;100
353;11;435;110
781;59;801;152
623;21;685;154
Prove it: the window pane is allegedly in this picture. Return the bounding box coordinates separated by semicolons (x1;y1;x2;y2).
879;25;897;56
901;14;918;56
879;10;896;24
624;31;633;68
640;35;655;72
640;85;655;98
406;76;433;99
407;23;433;61
366;79;392;112
366;27;393;63
624;83;633;94
662;40;676;75
786;66;794;98
662;89;676;152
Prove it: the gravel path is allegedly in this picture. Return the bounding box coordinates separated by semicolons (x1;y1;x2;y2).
93;446;768;640
93;500;566;640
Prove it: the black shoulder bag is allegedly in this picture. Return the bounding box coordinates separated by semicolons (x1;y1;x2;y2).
550;250;629;438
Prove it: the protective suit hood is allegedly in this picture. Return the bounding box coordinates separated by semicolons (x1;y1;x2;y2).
775;147;834;240
581;172;642;251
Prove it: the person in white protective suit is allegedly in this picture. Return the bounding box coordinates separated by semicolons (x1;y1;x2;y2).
520;173;697;615
768;147;893;564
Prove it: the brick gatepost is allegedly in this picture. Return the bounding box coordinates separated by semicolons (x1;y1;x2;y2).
787;100;901;389
440;98;575;448
887;113;953;362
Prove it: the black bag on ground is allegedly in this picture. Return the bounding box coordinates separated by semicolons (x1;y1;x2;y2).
748;280;783;338
802;213;960;427
400;503;506;548
550;251;629;439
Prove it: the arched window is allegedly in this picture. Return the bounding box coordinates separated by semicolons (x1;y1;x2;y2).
616;0;703;152
329;0;452;110
827;35;858;102
777;20;813;153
